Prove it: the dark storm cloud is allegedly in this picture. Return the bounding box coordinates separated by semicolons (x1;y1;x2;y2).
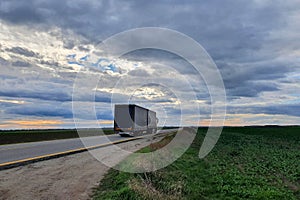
219;60;291;97
123;49;199;75
228;104;300;118
261;104;300;117
78;45;90;52
96;110;113;120
0;0;293;67
165;107;181;116
5;106;113;121
0;0;285;42
6;105;73;118
0;1;44;24
0;57;9;65
0;89;116;103
219;61;291;87
1;0;300;124
128;68;150;77
227;81;279;98
6;47;38;57
0;90;72;102
40;60;60;67
63;40;76;50
94;94;111;103
4;100;113;120
12;61;31;67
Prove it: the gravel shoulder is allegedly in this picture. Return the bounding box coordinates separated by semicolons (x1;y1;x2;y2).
0;135;164;200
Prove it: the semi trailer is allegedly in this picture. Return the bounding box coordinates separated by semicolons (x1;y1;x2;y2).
114;104;158;136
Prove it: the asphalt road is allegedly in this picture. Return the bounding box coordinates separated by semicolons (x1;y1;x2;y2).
0;129;177;167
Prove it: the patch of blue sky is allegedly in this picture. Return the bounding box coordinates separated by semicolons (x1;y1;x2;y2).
79;55;89;61
106;63;118;72
90;63;118;73
91;58;110;67
285;94;300;104
287;72;300;80
66;54;76;59
88;58;120;73
292;93;300;97
293;74;300;79
68;61;84;66
289;99;300;104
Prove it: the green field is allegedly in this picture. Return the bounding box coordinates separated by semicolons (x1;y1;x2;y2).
0;126;175;145
0;128;114;145
93;126;300;200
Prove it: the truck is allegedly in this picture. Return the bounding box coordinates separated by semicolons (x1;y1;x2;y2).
114;104;158;136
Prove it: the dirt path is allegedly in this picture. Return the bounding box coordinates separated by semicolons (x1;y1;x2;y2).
0;136;162;200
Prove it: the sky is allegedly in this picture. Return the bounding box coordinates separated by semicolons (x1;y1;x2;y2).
0;0;300;129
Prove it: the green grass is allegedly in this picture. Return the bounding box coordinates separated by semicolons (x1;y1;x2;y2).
0;128;114;145
92;127;300;200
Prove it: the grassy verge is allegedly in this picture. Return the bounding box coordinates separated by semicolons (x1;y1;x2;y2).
92;127;300;199
0;128;114;145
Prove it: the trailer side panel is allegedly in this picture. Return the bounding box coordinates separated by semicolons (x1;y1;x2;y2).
134;106;148;133
148;110;157;129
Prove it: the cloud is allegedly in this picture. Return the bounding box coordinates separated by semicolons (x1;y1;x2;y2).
6;46;38;57
5;103;73;118
252;104;300;117
227;81;279;98
96;110;113;120
3;119;63;126
0;1;300;127
128;68;150;77
98;120;113;125
0;1;44;24
0;98;25;104
0;88;72;102
11;60;31;67
0;119;66;129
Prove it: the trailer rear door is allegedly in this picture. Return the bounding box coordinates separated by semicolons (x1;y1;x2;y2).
114;105;134;129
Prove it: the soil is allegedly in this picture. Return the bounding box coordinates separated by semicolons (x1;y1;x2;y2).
0;136;162;200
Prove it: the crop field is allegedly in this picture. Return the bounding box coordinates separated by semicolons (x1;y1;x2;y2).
0;127;175;145
93;126;300;199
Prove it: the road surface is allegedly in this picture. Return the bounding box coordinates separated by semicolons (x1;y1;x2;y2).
0;133;173;200
0;129;177;168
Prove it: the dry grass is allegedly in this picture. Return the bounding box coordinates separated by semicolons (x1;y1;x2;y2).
129;175;182;200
